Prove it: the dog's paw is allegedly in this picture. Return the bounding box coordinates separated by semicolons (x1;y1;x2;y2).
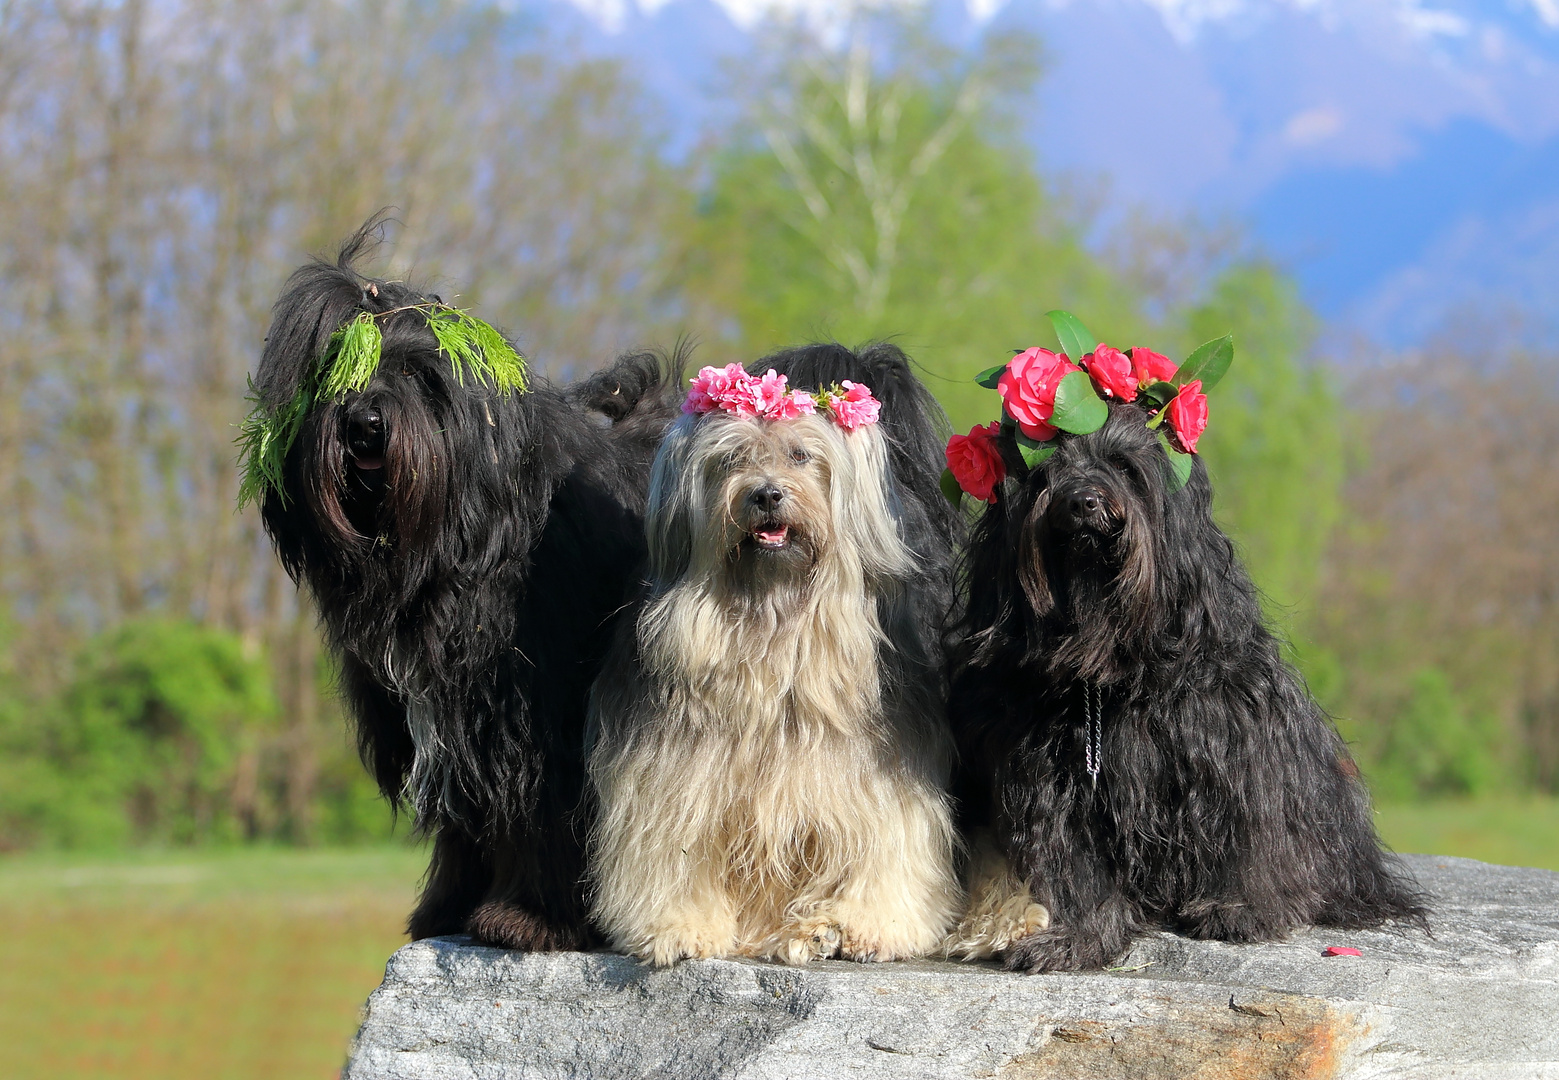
836;924;895;963
466;902;587;952
1012;901;1052;940
1180;902;1286;944
641;921;737;967
837;918;943;963
943;896;1052;961
816;897;945;962
1003;926;1119;973
775;917;843;965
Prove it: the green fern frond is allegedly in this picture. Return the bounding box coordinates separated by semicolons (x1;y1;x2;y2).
428;307;527;393
236;376;312;509
319;312;383;399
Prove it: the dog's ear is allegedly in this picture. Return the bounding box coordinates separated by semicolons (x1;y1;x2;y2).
1115;482;1159;624
645;415;698;587
1016;486;1056;618
300;405;357;549
383;389;450;551
829;421;916;581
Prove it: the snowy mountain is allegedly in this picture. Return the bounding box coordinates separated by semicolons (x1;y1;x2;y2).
544;0;1559;347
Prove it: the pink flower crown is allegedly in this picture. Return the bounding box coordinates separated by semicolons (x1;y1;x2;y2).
682;364;881;431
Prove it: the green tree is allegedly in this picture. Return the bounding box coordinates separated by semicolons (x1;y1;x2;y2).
1186;264;1343;627
0;612;79;848
689;12;1151;430
1358;667;1497;801
42;619;277;846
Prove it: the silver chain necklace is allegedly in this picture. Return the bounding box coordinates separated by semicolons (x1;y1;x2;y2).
1083;682;1103;787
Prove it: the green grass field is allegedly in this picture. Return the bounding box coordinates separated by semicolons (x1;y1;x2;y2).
1;800;1555;1080
0;845;425;1080
1375;798;1559;872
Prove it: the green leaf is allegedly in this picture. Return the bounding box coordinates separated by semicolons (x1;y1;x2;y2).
1139;380;1179;408
1050;370;1108;434
1046;309;1098;362
939;467;965;507
1019;441;1057;470
428;307;528;394
1174;334;1233;392
1157;430;1193;492
974;363;1007;390
1010;424;1058;470
320;312;383;399
235;302;528;512
236;377;312;510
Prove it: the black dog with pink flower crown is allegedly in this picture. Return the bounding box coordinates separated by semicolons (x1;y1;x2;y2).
942;310;1225;505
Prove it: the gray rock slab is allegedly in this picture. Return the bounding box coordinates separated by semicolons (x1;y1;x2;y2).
343;855;1559;1080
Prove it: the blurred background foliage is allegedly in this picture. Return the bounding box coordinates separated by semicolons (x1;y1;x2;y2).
0;0;1553;863
2;3;1553;1077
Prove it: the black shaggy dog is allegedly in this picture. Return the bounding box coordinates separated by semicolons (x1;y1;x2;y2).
947;402;1427;972
249;220;678;949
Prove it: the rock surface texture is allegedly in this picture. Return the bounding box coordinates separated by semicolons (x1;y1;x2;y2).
344;855;1559;1080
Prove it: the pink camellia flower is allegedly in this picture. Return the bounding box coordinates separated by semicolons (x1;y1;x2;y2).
996;347;1080;441
766;386;817;421
1129;346;1178;388
827;380;881;430
945;421;1006;504
683;363;753;416
1083;344;1137;401
1165;379;1208;454
750;368;794;419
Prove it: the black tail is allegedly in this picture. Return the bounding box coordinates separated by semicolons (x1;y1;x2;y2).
570;347;684;425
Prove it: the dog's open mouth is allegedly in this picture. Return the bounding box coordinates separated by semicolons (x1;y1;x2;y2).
750;522;790;549
351;453;385;472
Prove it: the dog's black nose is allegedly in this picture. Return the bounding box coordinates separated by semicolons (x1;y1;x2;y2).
749;485;785;513
348;407;387;459
1065;489;1104;524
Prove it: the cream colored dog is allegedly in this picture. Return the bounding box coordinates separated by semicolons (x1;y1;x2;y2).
587;401;959;966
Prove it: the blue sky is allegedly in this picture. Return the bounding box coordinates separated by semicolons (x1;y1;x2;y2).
545;0;1559;349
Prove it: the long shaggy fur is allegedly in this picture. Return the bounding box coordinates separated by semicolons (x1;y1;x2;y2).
945;403;1428;972
749;342;963;660
587;347;961;966
254;217;680;949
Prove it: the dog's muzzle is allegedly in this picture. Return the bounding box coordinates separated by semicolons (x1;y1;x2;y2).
744;483;795;552
1051;484;1113;535
346;405;387;471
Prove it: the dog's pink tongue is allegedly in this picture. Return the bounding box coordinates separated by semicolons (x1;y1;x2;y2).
756;525;788;545
354;455;384;471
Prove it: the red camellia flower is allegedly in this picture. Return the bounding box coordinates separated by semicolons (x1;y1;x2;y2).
997;347;1080;441
1129;346;1178;387
1083;344;1137;401
1165;379;1209;454
945;421;1006;503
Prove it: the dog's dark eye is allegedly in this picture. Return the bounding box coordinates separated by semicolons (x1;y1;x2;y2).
1109;455;1132;474
789;448;810;465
